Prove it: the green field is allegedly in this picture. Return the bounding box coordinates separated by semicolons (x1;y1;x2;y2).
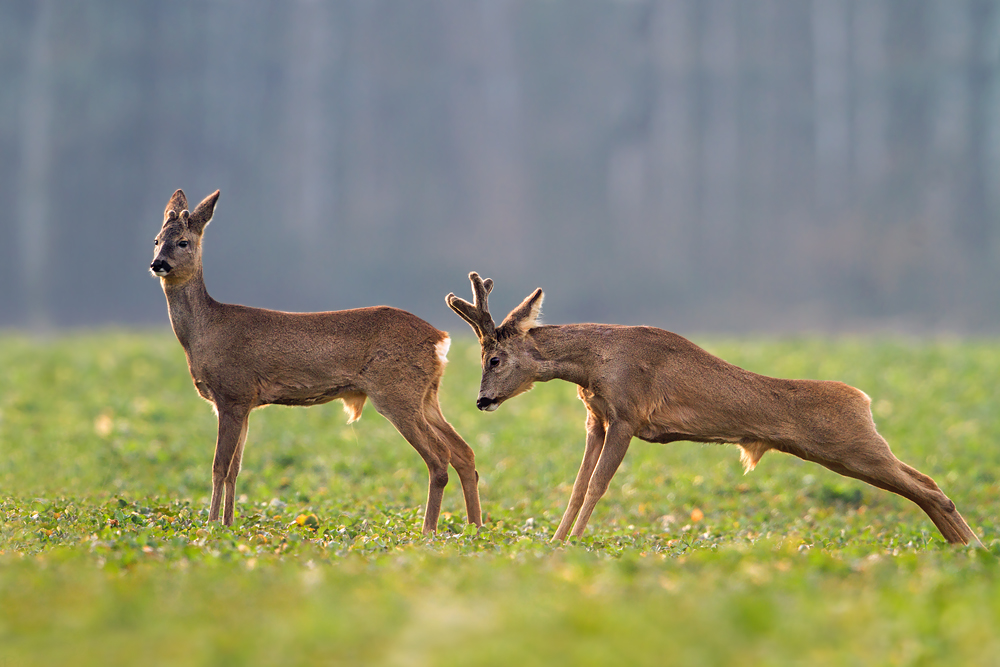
1;332;998;666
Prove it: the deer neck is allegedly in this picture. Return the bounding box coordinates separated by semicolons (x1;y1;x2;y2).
528;325;598;387
161;269;217;350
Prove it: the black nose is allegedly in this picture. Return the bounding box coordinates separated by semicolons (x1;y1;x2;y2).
476;396;496;411
150;259;171;274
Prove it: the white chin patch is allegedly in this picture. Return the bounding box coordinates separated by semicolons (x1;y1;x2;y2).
484;403;499;412
152;269;169;277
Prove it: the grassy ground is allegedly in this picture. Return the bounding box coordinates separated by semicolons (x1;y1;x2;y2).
1;331;998;666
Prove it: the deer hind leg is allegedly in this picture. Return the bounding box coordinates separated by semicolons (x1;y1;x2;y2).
804;433;979;546
892;460;980;546
210;404;250;526
568;420;634;539
423;394;482;527
373;397;451;534
553;414;606;541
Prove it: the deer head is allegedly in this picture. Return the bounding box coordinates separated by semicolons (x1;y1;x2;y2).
447;272;543;411
150;189;220;285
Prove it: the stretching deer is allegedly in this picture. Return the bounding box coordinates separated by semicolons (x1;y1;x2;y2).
149;189;482;531
447;272;980;546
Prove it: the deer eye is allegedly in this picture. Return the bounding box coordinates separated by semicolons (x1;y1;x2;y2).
178;240;189;248
153;239;159;246
489;356;501;368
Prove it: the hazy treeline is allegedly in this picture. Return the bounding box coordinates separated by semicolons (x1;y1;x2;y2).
4;0;1000;333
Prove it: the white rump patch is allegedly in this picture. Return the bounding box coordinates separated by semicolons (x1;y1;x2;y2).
436;335;451;365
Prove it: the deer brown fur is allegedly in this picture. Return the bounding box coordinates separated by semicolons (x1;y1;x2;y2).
150;189;481;531
447;272;980;546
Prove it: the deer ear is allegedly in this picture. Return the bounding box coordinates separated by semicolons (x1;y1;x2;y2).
164;189;188;223
500;288;544;335
187;190;220;234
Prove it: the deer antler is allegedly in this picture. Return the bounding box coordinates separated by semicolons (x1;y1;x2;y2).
446;272;496;342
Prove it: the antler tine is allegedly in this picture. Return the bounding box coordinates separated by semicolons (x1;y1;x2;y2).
446;272;497;341
469;272;493;315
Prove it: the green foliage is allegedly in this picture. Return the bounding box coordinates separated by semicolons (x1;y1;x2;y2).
1;332;999;666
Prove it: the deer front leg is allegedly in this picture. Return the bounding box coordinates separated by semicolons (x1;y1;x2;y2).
210;404;250;526
568;421;633;539
553;414;606;541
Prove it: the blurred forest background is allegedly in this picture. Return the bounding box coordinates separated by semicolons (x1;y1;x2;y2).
4;0;1000;333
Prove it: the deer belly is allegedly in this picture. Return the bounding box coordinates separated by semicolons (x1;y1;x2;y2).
261;382;357;407
635;410;746;446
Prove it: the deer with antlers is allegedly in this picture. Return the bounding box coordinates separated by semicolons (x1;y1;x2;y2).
149;189;482;531
447;272;980;546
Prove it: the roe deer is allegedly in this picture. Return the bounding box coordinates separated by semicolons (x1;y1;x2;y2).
149;189;481;531
447;272;980;546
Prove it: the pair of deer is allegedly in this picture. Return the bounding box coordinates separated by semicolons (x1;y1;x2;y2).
150;189;981;546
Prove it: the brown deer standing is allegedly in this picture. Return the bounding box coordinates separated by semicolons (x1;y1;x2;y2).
447;272;981;546
149;189;481;531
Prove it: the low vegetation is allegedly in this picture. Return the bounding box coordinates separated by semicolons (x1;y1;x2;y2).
1;332;998;665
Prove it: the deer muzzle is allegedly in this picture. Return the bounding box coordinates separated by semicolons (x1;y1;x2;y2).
476;396;499;412
150;259;172;277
